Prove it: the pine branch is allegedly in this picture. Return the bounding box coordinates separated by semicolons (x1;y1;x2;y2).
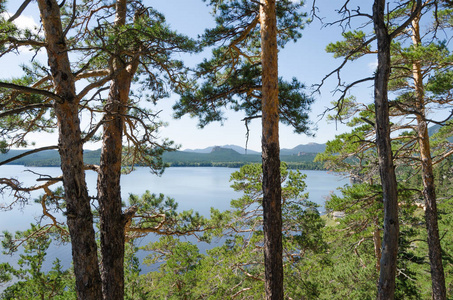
0;36;46;48
0;145;58;166
389;0;422;39
0;103;53;118
0;82;62;102
7;0;33;22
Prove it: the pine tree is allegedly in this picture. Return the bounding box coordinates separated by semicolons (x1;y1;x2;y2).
172;2;312;296
0;1;196;298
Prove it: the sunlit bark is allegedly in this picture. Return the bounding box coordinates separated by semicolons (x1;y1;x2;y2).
410;13;447;300
260;0;283;298
36;0;102;299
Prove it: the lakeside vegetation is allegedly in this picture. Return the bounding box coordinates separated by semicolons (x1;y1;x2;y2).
2;159;453;299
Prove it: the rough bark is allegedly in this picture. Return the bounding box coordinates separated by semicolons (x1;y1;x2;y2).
97;70;128;300
410;15;447;300
260;0;283;299
97;0;139;299
373;1;400;299
36;0;102;299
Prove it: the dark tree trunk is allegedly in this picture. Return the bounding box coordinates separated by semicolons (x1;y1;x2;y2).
97;74;127;300
260;0;283;299
373;1;400;299
37;0;102;299
97;0;139;299
98;0;131;300
98;62;138;300
410;14;447;300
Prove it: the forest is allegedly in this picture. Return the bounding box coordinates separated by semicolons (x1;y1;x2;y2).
0;0;453;299
0;146;324;169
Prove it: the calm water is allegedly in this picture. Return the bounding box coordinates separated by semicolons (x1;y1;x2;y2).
0;166;349;274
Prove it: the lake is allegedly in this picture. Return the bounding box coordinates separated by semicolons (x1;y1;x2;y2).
0;166;349;274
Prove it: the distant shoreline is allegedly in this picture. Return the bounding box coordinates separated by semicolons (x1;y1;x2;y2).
0;145;326;171
2;161;325;171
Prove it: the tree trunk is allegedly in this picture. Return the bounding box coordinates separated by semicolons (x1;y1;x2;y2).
37;1;102;299
410;15;447;300
260;0;283;299
97;72;128;300
373;1;400;299
373;218;382;273
97;0;139;299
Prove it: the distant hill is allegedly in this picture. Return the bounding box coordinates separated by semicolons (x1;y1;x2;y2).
0;149;101;167
428;124;453;142
184;143;327;155
164;146;320;169
280;143;326;155
428;124;441;136
183;144;261;155
0;145;324;170
4;124;450;168
163;147;261;166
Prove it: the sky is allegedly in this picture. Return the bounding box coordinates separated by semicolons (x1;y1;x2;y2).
145;0;376;151
2;0;379;152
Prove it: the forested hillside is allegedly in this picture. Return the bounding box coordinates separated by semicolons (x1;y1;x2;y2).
0;146;324;169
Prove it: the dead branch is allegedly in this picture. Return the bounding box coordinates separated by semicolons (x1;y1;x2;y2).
7;0;33;22
0;146;58;166
0;82;62;103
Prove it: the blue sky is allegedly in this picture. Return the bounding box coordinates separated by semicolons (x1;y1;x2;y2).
3;0;380;151
147;0;375;151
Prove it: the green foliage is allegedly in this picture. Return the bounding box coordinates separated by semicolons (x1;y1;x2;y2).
326;183;383;229
140;236;203;299
124;242;146;300
325;30;372;60
173;0;314;134
0;226;75;300
311;239;378;299
426;70;453;95
0;72;55;149
138;163;326;298
0;147;325;170
127;191;207;239
315;100;377;181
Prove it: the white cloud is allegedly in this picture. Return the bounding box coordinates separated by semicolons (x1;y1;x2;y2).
14;15;38;31
1;13;39;31
0;13;45;58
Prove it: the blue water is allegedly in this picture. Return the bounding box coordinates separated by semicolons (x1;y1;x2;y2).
0;166;349;275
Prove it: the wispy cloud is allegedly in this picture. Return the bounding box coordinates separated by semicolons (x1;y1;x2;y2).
1;13;39;31
14;15;39;31
1;13;46;56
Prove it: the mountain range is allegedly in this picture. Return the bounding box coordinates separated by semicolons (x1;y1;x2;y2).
2;123;452;169
0;143;327;169
183;143;326;155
